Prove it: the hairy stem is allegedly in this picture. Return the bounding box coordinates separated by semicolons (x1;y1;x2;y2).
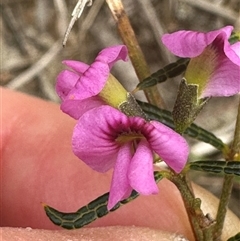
214;175;234;240
231;97;240;157
214;97;240;240
162;171;214;241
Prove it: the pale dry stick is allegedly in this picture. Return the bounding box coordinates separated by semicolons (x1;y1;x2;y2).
63;0;93;46
6;41;62;89
2;59;34;73
53;0;69;37
138;1;175;64
180;0;237;23
77;0;105;44
35;0;51;31
106;0;165;108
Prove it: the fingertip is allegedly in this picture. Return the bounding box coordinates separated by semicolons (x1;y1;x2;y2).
1;227;189;241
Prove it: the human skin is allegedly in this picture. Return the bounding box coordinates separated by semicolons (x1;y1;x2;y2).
1;87;239;241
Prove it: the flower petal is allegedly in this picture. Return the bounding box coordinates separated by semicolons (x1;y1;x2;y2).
148;121;189;173
107;143;132;210
60;97;104;120
68;61;112;99
96;45;128;69
230;42;240;57
202;56;240;97
161;26;233;58
62;60;89;74
55;70;80;100
67;45;128;101
72;105;128;172
224;41;240;66
128;140;158;195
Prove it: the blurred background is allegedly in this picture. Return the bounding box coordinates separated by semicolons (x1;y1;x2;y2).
1;0;240;217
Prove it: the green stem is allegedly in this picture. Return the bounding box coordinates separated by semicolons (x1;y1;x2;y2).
214;97;240;240
203;224;215;241
214;175;234;240
105;0;165;108
162;171;214;241
231;97;240;158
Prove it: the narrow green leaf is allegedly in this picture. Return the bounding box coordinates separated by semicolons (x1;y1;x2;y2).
227;232;240;241
44;171;163;229
136;58;189;90
189;160;240;176
137;100;226;151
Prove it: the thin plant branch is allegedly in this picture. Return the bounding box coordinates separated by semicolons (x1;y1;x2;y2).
138;1;175;63
63;0;93;46
106;0;166;108
214;97;240;239
78;0;105;43
180;0;237;22
6;41;62;89
2;4;29;55
53;0;69;36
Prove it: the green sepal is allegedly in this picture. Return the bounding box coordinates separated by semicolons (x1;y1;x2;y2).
43;171;163;229
137;100;226;151
136;58;189;90
188;160;240;176
229;31;240;45
119;92;148;119
172;78;209;134
227;232;240;241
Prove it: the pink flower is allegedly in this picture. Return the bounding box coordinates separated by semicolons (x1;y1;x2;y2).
56;45;128;119
72;105;189;209
162;26;240;98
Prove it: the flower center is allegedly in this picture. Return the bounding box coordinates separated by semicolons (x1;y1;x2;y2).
184;44;219;96
115;132;144;144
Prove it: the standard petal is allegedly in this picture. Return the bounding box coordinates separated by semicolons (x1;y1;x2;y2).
107;143;132;210
224;41;240;66
72;106;129;172
62;60;89;74
161;26;233;58
68;46;128;100
55;70;80;100
128;140;158;195
71;61;111;99
57;46;128;104
96;45;128;69
60;96;105;119
230;42;240;57
202;57;240;97
148;121;189;173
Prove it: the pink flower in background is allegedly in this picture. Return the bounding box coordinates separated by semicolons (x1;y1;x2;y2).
162;26;240;98
72;105;189;209
56;45;128;119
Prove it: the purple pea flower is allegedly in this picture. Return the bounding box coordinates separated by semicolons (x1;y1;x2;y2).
56;45;128;119
162;26;240;98
72;105;189;210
